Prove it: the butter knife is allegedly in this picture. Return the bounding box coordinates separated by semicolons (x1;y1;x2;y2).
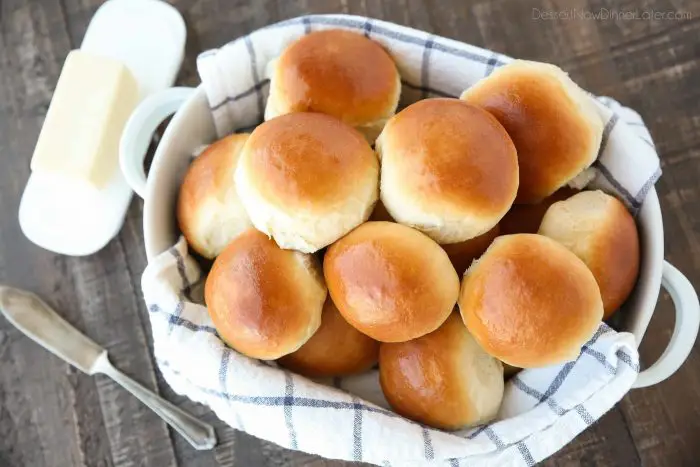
0;285;216;450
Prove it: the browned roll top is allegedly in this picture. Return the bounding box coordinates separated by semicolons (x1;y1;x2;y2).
177;133;252;259
538;190;640;319
379;313;504;430
461;60;603;204
324;221;459;342
278;297;379;377
459;234;603;368
267;29;401;140
377;98;518;244
205;229;327;360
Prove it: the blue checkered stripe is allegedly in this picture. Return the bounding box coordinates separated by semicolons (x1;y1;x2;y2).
146;239;640;466
196;14;661;216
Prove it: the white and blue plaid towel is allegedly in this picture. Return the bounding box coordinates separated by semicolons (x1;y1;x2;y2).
142;15;661;466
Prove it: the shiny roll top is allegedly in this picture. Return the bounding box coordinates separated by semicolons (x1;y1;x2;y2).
266;29;401;142
205;229;327;360
539;190;640;319
177;134;252;259
235;112;379;253
461;60;603;204
324;221;460;343
379;313;504;430
459;234;603;368
377;98;519;244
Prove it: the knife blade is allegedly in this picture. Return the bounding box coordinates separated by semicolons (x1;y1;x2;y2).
0;285;105;374
0;284;217;450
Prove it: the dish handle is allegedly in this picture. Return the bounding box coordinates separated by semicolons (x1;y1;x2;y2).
119;87;196;198
633;261;699;388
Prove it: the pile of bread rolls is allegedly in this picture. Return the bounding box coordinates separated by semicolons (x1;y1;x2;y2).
177;29;640;431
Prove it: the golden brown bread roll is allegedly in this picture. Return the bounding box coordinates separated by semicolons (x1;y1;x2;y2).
499;187;579;235
461;60;603;204
538;190;640;319
377;98;519;244
324;221;459;342
177;134;252;258
278;297;379;377
459;234;603;368
235;112;379;253
441;224;500;276
266;29;401;142
379;313;504;430
205;229;326;360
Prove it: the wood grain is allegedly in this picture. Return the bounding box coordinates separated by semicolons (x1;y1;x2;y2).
1;0;699;466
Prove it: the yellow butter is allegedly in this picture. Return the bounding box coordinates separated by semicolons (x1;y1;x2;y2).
30;50;140;189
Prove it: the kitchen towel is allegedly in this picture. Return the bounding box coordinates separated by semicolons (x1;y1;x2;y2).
142;14;660;466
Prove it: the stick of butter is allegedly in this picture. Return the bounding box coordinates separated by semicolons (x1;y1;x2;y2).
30;50;140;189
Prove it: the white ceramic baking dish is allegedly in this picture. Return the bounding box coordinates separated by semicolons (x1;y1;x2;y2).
120;82;699;390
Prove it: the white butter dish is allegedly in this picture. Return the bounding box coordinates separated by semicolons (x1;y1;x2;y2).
19;0;186;256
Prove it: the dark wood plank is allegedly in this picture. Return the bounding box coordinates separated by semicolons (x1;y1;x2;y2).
580;2;700;465
0;0;179;466
2;0;700;466
0;1;113;465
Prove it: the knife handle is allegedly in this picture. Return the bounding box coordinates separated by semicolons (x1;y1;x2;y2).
94;354;217;450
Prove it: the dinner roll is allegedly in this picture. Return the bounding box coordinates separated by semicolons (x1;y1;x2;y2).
499;187;578;235
538;190;640;319
266;29;401;142
379;313;504;430
459;234;603;368
177;134;252;258
205;229;326;360
441;224;500;276
461;60;604;204
324;221;459;342
235;112;379;253
278;298;379;377
377;98;518;244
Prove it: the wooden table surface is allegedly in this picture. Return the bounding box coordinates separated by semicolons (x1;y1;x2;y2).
1;0;699;465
